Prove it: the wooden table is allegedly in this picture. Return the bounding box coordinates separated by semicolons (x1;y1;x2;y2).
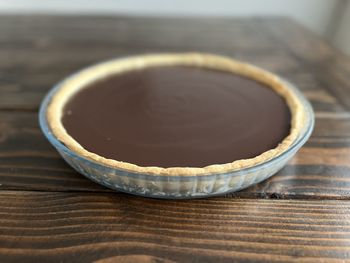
1;15;350;262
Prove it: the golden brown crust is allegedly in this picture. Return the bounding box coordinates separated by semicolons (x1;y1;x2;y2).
47;53;305;176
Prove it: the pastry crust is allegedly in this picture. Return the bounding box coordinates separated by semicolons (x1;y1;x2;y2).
47;53;305;176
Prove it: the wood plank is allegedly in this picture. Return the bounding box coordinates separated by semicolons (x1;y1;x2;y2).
262;18;350;110
0;16;347;112
0;48;300;110
0;16;349;198
1;191;350;262
1;15;350;262
0;16;302;110
0;16;279;51
0;49;340;111
0;112;108;192
1;111;350;199
0;46;297;74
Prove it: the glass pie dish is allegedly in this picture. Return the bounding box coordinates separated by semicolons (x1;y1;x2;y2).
39;54;314;199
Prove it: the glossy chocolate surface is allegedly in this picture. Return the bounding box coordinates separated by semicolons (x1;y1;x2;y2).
62;66;291;168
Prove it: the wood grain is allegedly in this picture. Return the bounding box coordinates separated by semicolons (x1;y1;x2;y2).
262;18;350;110
0;16;280;52
0;16;320;110
1;15;350;262
0;112;108;192
1;111;350;199
0;48;303;111
1;191;350;262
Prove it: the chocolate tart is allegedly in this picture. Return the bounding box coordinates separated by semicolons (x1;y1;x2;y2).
40;53;314;198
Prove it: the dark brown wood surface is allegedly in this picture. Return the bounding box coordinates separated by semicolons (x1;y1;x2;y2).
1;15;350;262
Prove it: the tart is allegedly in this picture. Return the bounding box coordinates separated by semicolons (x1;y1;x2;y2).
41;53;313;197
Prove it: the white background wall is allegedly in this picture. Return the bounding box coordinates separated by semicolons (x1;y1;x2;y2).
0;0;348;55
334;1;350;55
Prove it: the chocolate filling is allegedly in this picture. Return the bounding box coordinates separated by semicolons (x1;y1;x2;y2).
62;66;291;168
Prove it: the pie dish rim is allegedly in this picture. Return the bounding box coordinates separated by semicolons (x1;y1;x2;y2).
46;53;305;176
